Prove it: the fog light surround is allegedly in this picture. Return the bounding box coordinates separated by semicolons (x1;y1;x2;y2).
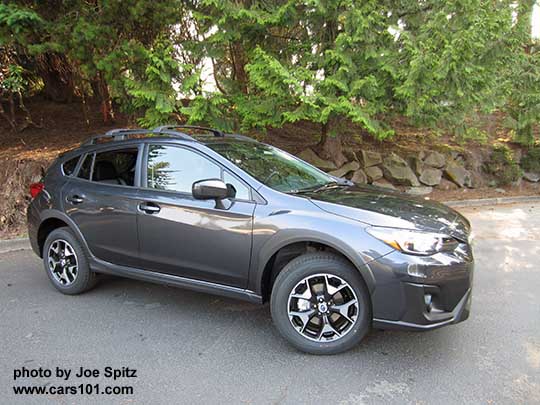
424;294;433;313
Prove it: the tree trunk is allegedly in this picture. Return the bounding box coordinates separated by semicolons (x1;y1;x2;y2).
16;91;42;131
317;119;347;167
230;42;249;95
95;73;115;123
315;8;348;168
0;101;16;130
36;53;76;103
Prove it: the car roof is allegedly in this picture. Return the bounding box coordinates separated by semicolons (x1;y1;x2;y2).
81;126;257;147
59;127;259;160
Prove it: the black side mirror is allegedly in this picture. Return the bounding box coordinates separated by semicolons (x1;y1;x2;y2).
192;179;236;200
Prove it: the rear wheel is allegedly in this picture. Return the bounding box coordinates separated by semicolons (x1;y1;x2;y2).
270;252;371;355
43;227;96;295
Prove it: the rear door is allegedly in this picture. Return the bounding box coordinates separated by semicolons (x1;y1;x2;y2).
65;145;142;268
136;143;255;288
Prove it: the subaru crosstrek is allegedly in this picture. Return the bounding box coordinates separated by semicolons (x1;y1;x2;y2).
27;125;473;354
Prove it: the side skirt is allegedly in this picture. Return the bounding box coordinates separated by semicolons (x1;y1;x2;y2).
89;257;263;304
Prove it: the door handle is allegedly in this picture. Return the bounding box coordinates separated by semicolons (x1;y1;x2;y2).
138;202;161;214
66;195;84;204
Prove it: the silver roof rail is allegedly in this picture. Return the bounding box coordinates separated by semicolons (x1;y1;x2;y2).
153;125;224;138
82;127;197;146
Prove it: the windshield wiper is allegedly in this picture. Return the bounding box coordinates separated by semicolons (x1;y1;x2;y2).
290;180;349;195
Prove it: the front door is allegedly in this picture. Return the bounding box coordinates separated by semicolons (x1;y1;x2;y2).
136;143;255;288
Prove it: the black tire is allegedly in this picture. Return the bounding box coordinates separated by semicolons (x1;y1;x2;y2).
270;252;371;355
42;227;97;295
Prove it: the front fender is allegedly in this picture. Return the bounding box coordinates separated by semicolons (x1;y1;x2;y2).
248;202;394;296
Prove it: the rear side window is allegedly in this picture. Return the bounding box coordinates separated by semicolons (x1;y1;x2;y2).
78;154;93;180
62;156;79;176
92;148;138;186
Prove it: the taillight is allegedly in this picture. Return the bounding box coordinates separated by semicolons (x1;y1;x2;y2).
30;182;44;199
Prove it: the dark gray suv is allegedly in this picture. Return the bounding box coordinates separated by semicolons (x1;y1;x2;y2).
27;126;473;354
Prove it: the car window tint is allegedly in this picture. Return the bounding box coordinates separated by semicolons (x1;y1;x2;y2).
92;148;138;186
62;156;79;176
147;145;221;193
223;171;250;200
78;154;93;180
206;141;333;193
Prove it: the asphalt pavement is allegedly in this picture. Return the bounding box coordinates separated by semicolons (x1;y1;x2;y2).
1;203;539;404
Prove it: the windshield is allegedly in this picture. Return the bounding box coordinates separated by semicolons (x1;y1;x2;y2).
206;141;335;193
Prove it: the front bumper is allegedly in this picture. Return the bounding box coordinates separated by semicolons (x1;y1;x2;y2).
373;286;472;331
368;242;474;331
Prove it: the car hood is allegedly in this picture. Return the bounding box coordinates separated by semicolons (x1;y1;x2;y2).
305;184;471;241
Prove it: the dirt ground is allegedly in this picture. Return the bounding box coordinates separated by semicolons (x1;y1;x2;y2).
0;98;538;239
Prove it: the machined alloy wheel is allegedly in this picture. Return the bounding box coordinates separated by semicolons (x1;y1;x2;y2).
47;239;78;286
288;273;359;342
43;227;96;295
271;252;371;354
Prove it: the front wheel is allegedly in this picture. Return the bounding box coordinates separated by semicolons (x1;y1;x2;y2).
270;253;371;355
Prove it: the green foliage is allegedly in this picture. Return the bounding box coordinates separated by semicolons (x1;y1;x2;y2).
505;45;540;146
0;3;43;41
124;39;180;128
484;145;523;185
1;64;26;93
0;0;537;148
1;0;185;123
183;0;397;138
181;94;236;132
521;147;540;173
502;1;540;146
394;0;515;129
457;127;489;145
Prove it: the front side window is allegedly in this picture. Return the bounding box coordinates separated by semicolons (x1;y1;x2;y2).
147;145;221;193
93;148;138;186
223;171;250;200
207;141;334;193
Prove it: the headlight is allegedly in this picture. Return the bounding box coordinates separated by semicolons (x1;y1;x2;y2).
366;226;458;256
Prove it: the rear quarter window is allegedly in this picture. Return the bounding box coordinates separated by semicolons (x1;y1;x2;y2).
62;156;80;176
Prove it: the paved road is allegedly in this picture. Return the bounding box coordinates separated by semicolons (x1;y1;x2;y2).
1;203;539;404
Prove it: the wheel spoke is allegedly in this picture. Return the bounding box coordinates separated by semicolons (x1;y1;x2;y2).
50;242;60;255
48;257;58;269
331;299;358;324
324;275;347;297
64;244;75;257
317;315;341;341
67;264;77;278
289;309;316;332
290;280;313;301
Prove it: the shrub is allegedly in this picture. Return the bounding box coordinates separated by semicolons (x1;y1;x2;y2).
520;147;540;173
484;145;522;186
457;128;488;145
